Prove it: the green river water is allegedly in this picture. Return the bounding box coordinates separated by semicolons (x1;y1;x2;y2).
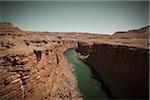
64;48;108;100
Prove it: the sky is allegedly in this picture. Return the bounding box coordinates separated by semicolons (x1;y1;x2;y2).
0;1;149;34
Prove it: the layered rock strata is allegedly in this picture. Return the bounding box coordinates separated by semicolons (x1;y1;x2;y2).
0;22;149;100
0;22;83;100
76;42;149;99
0;41;84;100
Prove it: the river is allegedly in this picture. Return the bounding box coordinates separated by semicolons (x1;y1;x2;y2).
64;48;108;100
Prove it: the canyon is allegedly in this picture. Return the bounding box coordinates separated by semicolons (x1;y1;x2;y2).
0;22;149;100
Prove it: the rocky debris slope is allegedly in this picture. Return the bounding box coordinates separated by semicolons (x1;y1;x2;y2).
76;42;149;99
111;26;149;39
0;23;83;100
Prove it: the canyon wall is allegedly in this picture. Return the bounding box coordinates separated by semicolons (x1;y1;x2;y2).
76;42;149;99
0;40;83;100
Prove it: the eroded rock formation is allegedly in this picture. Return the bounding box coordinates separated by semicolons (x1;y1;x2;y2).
0;23;83;100
0;42;84;100
76;42;149;99
0;22;149;100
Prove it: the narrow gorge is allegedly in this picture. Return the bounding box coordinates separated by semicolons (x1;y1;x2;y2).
1;1;149;99
64;48;109;100
0;22;149;100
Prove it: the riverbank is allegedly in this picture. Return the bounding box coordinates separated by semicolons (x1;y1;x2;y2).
64;48;109;100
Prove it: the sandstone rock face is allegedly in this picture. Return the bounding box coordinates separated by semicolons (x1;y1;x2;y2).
76;42;149;99
0;22;83;100
0;42;83;100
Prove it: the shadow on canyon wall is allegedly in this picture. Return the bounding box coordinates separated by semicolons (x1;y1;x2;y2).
76;42;149;99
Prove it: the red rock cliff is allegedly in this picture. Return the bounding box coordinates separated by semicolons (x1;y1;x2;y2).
0;22;83;100
76;42;149;99
0;41;83;100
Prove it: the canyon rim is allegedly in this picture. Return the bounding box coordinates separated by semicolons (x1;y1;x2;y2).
0;1;149;99
0;22;149;100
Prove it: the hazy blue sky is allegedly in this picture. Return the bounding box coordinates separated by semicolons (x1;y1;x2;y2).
0;1;149;34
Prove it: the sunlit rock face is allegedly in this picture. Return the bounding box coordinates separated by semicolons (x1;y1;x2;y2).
76;42;149;99
0;22;83;100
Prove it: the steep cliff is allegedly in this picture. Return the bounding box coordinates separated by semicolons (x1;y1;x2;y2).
0;22;149;100
0;22;83;100
0;40;84;100
0;40;83;100
76;42;149;99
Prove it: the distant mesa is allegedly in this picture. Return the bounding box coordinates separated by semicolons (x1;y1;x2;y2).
0;22;149;39
111;26;149;39
0;22;22;33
